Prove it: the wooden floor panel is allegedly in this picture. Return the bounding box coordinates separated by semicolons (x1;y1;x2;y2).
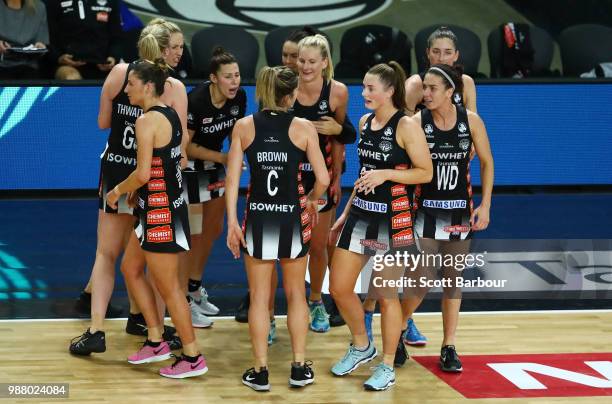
1;312;611;403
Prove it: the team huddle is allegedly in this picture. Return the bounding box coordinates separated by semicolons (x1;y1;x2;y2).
68;19;494;392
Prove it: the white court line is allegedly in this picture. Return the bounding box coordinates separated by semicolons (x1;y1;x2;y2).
1;309;612;322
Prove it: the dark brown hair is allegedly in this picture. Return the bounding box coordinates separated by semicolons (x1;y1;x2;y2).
209;47;238;76
132;58;170;96
367;61;407;110
426;63;464;94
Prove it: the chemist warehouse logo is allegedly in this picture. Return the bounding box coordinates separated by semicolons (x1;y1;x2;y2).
0;87;59;139
123;0;392;31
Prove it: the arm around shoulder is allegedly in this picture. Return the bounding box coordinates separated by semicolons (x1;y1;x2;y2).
462;74;477;113
98;63;128;129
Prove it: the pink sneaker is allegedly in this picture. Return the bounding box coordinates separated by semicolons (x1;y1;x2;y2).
159;354;208;379
128;340;171;364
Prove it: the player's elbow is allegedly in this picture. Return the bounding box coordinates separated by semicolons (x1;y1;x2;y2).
98;117;110;130
318;170;331;188
135;170;150;186
421;165;433;183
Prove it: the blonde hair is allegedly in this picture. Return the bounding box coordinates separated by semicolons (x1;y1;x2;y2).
256;66;298;110
297;34;333;82
137;18;182;61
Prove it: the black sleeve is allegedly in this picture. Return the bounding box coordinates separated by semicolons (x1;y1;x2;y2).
108;0;123;61
336;116;357;145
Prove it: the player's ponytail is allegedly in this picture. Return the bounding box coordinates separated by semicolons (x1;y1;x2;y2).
367;61;407;111
138;32;163;61
138;18;182;61
256;65;298;110
132;58;170;97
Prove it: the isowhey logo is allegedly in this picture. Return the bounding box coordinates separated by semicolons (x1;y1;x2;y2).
123;0;392;31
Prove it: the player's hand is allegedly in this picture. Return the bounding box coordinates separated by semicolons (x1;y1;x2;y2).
106;186;121;210
226;221;246;259
329;213;347;246
126;192;138;209
328;173;341;204
354;169;387;195
470;204;490;231
305;196;319;228
312;116;342;136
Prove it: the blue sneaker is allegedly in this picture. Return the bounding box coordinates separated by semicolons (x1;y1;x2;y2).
364;311;374;342
364;363;396;391
403;318;427;346
309;301;330;333
267;319;277;346
331;343;378;376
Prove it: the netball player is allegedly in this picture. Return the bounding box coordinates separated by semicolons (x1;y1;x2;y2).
183;47;246;327
226;66;329;391
328;62;432;391
406;64;493;372
281;26;317;72
293;34;350;332
235;27;315;328
406;26;477;115
235;28;354;336
110;58;206;378
364;26;478;345
69;19;186;355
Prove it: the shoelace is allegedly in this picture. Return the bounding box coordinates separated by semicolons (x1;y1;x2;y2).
200;288;209;301
369;363;393;379
445;346;458;361
341;345;365;363
70;330;91;345
303;360;314;372
312;304;329;320
169;354;184;368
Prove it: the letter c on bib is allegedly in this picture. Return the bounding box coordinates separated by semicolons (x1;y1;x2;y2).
267;170;278;196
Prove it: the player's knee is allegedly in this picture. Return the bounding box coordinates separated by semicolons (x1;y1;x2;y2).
309;239;328;258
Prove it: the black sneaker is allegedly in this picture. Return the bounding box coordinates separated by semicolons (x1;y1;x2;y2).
440;345;463;372
242;367;270;391
125;313;148;335
126;313;177;338
69;329;106;355
75;291;123;318
393;333;409;367
289;361;315;388
235;292;250;323
326;297;345;327
164;333;182;350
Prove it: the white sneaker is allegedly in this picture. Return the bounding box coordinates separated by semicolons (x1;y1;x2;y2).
189;299;213;328
188;287;220;316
